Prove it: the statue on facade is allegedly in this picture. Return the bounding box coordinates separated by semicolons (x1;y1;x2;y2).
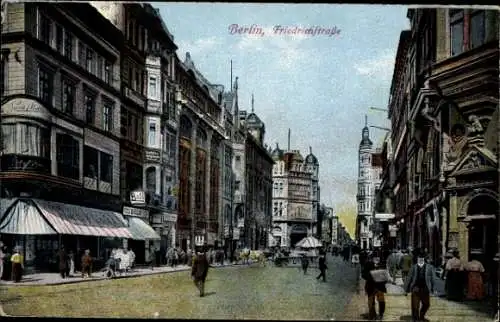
443;124;468;168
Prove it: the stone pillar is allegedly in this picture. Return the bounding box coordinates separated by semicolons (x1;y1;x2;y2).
189;120;198;250
218;143;225;243
458;221;469;262
205;130;213;245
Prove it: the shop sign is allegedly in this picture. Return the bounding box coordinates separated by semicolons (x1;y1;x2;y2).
195;235;205;246
123;206;149;219
162;213;178;223
130;190;145;205
145;150;161;162
2;98;52;122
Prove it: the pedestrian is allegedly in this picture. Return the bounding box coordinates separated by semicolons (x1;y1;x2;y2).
386;250;399;281
58;245;68;279
10;247;24;283
81;249;93;278
128;248;136;269
316;252;328;282
464;255;485;300
404;250;435;322
68;250;75;276
149;247;157;270
400;249;413;285
300;253;309;275
191;245;210;297
362;254;392;320
443;249;465;301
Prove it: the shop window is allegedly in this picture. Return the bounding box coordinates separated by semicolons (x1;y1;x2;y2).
148;76;158;98
2;123;50;158
38;12;52;46
56;133;80;180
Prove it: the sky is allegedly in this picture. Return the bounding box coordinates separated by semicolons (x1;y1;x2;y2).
157;3;410;232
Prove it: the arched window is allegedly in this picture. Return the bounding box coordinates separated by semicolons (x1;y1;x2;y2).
146;166;156;192
196;128;207;149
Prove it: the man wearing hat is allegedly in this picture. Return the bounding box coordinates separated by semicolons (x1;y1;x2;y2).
191;245;210;297
404;250;435;321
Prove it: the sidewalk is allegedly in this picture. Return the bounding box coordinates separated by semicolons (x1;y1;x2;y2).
340;276;495;321
0;261;235;287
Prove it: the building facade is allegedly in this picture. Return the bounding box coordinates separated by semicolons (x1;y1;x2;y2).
0;3;137;269
91;3;178;261
176;52;226;250
270;141;320;248
387;9;499;278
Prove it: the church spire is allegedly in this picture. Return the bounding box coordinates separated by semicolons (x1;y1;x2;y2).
251;93;254;113
365;114;368;127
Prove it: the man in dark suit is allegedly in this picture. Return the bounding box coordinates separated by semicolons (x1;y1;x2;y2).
404;250;435;321
316;252;328;282
191;245;210;297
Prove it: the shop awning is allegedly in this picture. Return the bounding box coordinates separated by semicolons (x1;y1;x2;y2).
31;199;133;238
0;199;57;235
125;216;161;240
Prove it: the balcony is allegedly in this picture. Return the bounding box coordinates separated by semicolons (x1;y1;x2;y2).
1;154;51;174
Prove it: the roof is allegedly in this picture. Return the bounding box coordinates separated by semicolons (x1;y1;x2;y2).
271;143;285;161
246;112;265;129
305;147;319;165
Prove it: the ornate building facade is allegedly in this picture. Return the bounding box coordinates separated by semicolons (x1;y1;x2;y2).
270;140;320;248
387;9;498;277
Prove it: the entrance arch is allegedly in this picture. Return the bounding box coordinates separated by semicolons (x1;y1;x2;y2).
464;192;499;263
289;224;308;248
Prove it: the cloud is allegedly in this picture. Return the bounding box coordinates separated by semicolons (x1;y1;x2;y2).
353;50;395;81
176;36;223;56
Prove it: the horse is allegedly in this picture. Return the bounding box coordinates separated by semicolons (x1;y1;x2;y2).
249;250;267;266
238;248;251;265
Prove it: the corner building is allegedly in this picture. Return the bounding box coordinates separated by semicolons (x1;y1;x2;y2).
0;3;132;271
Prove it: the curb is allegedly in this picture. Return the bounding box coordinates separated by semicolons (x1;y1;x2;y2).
1;263;237;288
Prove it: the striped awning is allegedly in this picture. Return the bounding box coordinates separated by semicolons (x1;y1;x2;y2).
32;199;133;238
125;216;161;241
0;199;57;235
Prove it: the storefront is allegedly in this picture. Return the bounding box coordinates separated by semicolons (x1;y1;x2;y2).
0;198;133;273
123;206;161;264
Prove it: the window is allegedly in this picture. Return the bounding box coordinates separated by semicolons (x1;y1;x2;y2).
104;61;112;84
148;123;156;146
96;57;103;79
84;92;96;124
78;41;85;66
279;202;283;216
85;48;94;73
2;123;50;158
146;167;156;192
83;145;98;179
38;67;53;105
135;70;141;93
100;151;113;183
149;76;157;98
470;10;486;49
102;99;113;132
39;13;52;45
450;10;464;56
56;133;80;180
61;79;75;115
168;132;176;162
55;25;63;53
63;31;73;59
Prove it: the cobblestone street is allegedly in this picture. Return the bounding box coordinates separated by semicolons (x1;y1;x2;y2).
1;256;360;319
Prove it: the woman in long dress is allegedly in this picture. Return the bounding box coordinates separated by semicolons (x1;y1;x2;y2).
465;256;485;300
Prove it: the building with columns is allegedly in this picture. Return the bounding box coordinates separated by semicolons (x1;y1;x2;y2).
176;52;226;251
270;137;320;248
356;116;375;250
